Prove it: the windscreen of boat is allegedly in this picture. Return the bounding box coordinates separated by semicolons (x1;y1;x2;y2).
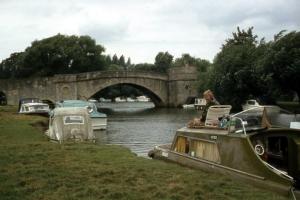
230;106;300;134
21;98;41;104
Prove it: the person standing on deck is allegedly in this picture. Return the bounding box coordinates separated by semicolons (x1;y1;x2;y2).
200;89;219;122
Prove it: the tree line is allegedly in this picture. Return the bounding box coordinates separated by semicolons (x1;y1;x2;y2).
0;34;210;78
202;27;300;109
0;28;299;108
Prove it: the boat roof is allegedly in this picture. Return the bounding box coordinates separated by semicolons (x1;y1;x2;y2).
21;102;49;106
57;100;107;118
52;107;89;116
178;126;228;135
58;100;91;106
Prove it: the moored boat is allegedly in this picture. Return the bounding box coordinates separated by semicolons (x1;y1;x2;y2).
242;99;261;110
194;98;206;110
55;100;107;130
149;106;300;198
18;98;50;115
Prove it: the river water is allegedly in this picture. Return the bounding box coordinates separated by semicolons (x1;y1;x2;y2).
95;102;200;157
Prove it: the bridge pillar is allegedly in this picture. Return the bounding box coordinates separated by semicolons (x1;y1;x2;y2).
167;65;198;107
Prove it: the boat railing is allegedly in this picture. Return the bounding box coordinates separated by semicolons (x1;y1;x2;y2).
229;117;247;135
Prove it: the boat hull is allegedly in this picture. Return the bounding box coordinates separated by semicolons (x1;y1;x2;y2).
91;117;107;130
150;127;299;198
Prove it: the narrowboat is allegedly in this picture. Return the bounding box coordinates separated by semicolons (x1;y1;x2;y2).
149;106;300;198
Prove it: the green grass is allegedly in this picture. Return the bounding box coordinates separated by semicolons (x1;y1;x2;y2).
0;106;286;199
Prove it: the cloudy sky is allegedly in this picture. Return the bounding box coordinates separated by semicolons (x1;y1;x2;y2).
0;0;299;64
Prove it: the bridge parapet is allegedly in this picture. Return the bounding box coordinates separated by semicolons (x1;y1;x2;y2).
53;70;168;83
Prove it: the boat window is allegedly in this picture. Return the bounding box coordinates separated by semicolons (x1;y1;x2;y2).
248;100;256;105
190;139;220;163
174;136;189;154
64;116;84;125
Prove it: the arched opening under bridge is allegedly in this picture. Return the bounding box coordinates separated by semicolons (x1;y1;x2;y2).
89;83;164;107
0;91;7;105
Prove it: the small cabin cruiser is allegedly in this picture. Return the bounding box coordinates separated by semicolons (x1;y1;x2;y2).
242;99;280;114
136;95;150;102
149;105;300;198
18;98;50;115
194;98;206;110
55;100;107;130
242;99;260;110
47;107;94;142
182;104;195;109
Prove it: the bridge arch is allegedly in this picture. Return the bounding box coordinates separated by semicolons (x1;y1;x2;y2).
0;91;7;105
89;83;164;107
73;71;169;107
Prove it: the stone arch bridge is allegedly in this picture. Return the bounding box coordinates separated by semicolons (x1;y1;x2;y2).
0;66;199;107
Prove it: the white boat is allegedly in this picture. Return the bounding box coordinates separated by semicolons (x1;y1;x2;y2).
242;99;280;114
18;98;50;115
136;96;150;102
88;98;98;103
115;97;126;102
182;104;195;109
194;98;206;110
242;99;261;110
99;98;111;102
126;97;136;102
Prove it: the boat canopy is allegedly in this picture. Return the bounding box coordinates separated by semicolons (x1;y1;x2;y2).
47;107;94;142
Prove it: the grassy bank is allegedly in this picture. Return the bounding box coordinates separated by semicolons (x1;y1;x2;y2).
0;106;286;200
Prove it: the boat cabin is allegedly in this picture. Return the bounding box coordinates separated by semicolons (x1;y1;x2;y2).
18;98;50;114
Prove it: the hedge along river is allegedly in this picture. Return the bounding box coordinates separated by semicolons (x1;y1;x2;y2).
94;102;201;157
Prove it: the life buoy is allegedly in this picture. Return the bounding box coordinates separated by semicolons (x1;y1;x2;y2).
254;144;265;156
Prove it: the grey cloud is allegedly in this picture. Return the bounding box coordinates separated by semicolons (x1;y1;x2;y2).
79;22;129;43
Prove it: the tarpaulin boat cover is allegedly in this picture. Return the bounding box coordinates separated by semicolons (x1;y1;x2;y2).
47;107;94;142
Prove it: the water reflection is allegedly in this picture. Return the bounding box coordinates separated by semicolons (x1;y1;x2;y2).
95;102;200;157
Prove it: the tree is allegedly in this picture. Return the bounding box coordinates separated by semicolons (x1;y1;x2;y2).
19;34;106;77
210;27;263;109
262;31;300;102
126;57;131;68
0;52;25;78
173;53;197;67
105;55;112;67
195;58;213;94
154;52;173;72
112;54;119;65
118;55;126;67
133;63;155;71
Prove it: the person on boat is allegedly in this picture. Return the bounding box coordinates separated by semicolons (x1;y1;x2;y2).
200;89;219;122
188;89;219;127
